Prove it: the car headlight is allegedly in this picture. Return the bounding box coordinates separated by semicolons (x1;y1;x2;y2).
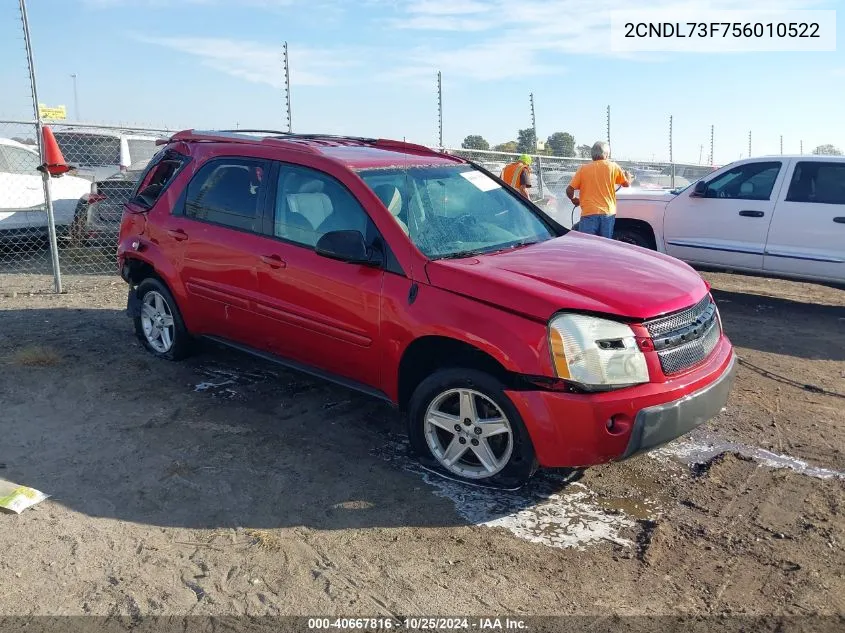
548;313;649;390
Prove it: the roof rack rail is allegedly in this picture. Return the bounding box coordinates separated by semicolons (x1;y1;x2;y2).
218;129;292;136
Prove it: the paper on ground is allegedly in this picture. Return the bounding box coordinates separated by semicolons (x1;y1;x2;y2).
0;479;49;514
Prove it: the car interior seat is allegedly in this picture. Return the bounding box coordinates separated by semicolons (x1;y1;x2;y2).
372;184;409;235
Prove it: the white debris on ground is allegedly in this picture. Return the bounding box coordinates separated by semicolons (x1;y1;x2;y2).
422;474;637;549
373;437;645;550
651;435;845;480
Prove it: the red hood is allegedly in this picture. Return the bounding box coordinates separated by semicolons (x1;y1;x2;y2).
425;232;708;321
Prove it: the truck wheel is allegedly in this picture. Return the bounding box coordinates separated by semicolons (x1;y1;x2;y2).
408;369;538;487
614;226;654;249
133;278;191;360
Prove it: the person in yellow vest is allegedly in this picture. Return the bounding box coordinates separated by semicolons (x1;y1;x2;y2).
500;154;533;198
566;141;631;239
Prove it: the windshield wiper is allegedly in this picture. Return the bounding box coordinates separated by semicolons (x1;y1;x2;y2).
437;248;491;260
437;239;542;260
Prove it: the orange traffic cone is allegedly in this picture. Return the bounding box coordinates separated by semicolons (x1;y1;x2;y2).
37;125;72;177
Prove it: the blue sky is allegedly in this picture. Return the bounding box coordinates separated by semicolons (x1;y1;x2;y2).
0;0;843;164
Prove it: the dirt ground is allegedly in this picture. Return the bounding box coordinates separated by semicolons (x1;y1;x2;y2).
0;269;843;627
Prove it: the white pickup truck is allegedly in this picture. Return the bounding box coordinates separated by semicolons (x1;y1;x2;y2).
614;155;845;285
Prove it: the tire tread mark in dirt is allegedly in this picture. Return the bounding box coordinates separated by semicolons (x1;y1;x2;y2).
294;528;404;618
635;519;658;563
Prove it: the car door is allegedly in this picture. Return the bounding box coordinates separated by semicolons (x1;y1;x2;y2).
663;160;785;270
0;144;46;232
162;156;272;343
252;162;385;391
763;159;845;283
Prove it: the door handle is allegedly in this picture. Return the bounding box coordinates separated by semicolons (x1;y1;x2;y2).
834;217;845;224
167;228;188;241
738;210;765;218
260;254;286;269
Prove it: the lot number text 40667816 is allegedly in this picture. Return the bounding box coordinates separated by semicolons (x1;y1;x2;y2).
307;617;529;630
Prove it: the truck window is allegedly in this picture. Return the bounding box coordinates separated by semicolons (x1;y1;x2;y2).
705;161;781;201
785;162;845;205
53;133;120;167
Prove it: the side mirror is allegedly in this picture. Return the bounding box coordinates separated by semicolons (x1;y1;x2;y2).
691;180;708;197
315;230;382;266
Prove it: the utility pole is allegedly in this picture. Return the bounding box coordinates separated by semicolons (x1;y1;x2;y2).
709;124;714;165
800;139;803;154
529;92;543;196
780;135;783;155
20;0;62;293
606;105;611;155
70;73;79;121
282;41;292;133
699;144;703;165
748;130;752;158
669;114;675;188
437;71;443;149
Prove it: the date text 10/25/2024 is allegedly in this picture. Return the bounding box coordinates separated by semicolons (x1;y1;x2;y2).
307;618;528;631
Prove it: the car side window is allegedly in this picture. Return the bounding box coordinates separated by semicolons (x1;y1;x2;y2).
785;162;845;205
273;164;374;248
705;161;781;201
1;146;40;175
132;153;188;209
184;158;268;232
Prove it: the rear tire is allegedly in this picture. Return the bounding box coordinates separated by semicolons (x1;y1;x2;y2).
408;368;538;487
133;278;191;360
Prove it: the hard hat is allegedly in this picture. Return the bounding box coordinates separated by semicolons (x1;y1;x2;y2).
519;154;532;165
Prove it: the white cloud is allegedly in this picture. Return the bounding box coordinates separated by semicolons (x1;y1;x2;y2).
137;36;361;87
133;0;838;86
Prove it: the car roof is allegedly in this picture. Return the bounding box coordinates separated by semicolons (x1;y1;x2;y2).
51;128;163;141
0;137;38;153
165;130;466;170
743;154;845;161
309;144;463;170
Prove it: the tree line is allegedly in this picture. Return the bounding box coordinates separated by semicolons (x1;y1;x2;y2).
461;129;589;158
461;132;843;159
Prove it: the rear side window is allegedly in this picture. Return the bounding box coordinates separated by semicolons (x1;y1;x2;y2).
0;146;40;174
185;158;268;232
786;162;845;205
126;139;159;166
53;133;120;167
131;151;188;209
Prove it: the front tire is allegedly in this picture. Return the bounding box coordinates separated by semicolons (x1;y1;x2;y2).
133;278;191;360
408;369;538;487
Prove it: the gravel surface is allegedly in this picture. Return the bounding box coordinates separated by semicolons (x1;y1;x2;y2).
0;270;843;624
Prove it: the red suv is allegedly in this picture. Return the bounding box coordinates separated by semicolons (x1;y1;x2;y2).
118;130;736;487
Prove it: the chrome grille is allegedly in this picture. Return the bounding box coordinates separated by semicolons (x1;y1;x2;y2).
657;319;721;375
644;295;711;338
644;295;721;375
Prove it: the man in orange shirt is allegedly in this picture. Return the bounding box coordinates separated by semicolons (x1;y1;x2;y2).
566;141;631;238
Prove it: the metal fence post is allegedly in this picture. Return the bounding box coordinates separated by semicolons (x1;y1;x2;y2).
535;153;544;198
20;0;62;293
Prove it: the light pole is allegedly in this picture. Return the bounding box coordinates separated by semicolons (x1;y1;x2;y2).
70;73;79;121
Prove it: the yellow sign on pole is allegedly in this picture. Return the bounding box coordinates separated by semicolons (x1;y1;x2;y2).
38;104;67;120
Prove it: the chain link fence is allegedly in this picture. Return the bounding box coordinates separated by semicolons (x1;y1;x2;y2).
1;121;720;290
0;120;172;288
445;147;719;227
